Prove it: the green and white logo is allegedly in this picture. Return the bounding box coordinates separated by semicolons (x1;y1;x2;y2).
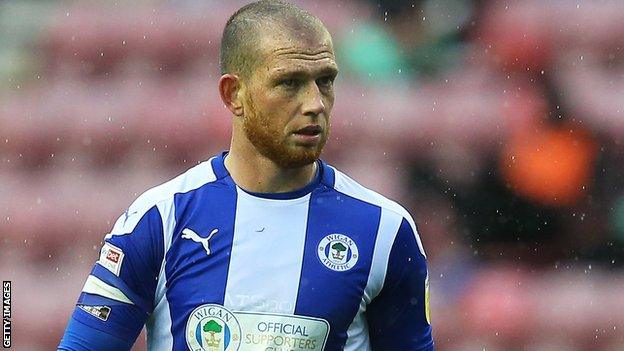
186;304;241;351
317;234;359;271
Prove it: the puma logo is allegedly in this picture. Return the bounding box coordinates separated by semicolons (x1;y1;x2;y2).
181;228;218;256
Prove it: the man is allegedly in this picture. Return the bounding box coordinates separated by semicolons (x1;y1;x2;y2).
58;1;433;350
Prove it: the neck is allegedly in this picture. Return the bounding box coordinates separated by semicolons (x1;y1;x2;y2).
224;144;318;194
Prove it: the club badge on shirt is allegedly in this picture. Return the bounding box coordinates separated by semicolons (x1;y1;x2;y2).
317;233;359;272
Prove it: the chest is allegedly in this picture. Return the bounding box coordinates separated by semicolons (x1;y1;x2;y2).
160;191;382;349
171;204;376;306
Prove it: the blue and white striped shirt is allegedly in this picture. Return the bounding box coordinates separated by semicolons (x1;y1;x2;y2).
59;152;434;351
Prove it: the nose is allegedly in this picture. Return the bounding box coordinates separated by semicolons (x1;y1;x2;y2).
301;82;325;117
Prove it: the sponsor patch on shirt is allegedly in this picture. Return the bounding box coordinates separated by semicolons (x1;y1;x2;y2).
77;305;111;322
236;311;329;351
185;304;329;351
98;242;124;276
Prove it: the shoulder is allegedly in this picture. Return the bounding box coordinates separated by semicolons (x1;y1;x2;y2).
326;165;412;221
109;158;219;235
325;164;426;257
129;158;219;211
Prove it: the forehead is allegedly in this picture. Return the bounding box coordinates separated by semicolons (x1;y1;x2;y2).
256;31;337;76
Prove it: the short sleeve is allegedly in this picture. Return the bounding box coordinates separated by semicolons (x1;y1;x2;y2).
59;204;165;348
366;217;434;350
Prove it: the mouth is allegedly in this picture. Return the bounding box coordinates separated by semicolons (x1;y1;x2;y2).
293;125;323;136
292;125;323;145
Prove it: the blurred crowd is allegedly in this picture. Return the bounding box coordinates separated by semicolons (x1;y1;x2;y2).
1;0;623;350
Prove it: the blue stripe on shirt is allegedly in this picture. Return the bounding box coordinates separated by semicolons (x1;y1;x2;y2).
165;180;239;350
295;187;381;350
367;218;434;350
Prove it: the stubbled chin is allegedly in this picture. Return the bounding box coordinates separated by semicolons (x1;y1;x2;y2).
246;132;323;168
242;111;327;168
276;145;322;169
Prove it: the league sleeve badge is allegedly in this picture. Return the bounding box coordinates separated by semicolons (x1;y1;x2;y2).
98;242;125;276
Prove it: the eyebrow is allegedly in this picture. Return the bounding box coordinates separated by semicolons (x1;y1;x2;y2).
271;64;339;79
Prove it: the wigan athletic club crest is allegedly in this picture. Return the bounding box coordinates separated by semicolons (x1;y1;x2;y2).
186;304;241;351
317;233;359;271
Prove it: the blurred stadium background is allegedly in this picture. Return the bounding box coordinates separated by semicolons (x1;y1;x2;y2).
1;0;624;350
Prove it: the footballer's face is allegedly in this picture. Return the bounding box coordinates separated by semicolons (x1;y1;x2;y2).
241;29;338;168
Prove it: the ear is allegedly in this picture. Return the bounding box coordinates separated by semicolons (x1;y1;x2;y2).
219;74;244;116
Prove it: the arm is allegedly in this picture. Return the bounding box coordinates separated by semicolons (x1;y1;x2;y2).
58;310;137;351
58;205;165;350
367;217;434;351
